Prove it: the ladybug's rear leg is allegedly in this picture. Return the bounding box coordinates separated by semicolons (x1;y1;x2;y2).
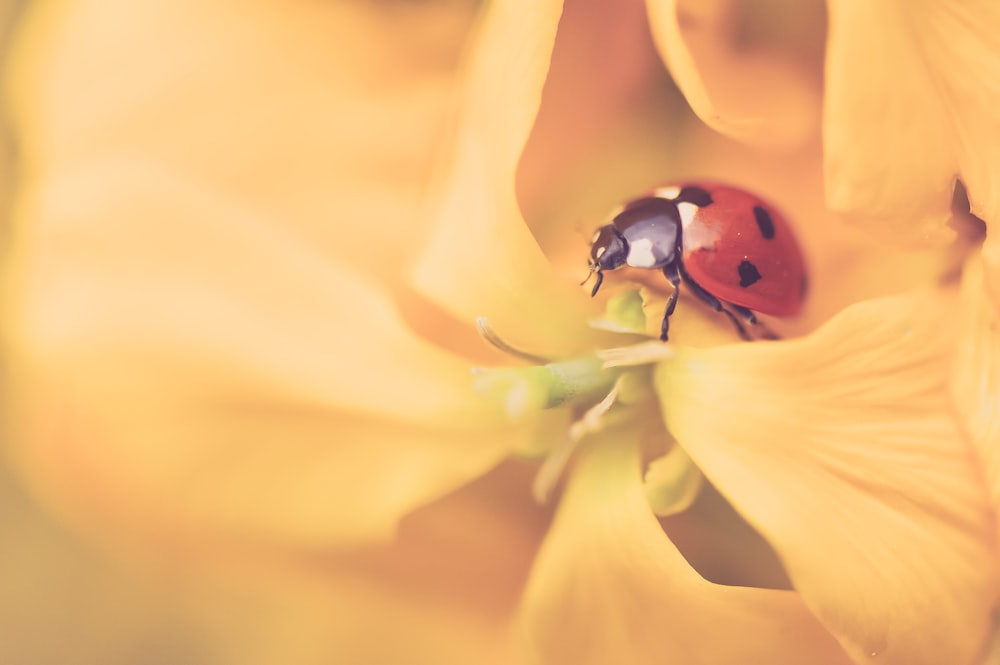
677;263;752;341
659;263;682;342
728;304;782;340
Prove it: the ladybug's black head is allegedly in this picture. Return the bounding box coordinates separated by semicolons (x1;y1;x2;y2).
583;225;627;297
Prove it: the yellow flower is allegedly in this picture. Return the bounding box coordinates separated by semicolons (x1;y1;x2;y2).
1;2;997;665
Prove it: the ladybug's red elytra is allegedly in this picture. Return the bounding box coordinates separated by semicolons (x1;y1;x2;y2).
583;183;807;341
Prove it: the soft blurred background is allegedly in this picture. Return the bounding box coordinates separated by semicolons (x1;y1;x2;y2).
0;453;549;665
0;1;542;663
1;0;960;663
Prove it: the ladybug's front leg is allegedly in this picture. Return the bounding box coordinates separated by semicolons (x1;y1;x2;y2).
660;263;681;342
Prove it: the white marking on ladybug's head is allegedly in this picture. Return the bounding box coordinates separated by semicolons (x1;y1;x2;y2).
591;229;602;244
654;185;681;201
626;237;658;268
594;246;606;259
677;201;698;229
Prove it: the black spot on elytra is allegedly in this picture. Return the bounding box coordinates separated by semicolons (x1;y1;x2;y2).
738;260;761;288
753;206;776;239
677;186;713;207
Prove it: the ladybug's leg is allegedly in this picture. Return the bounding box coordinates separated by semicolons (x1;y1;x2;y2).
677;263;752;341
728;304;757;326
717;309;752;341
728;305;781;340
660;262;681;341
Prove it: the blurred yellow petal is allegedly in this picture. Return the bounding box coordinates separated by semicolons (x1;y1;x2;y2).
1;0;528;551
411;0;599;355
824;0;1000;241
6;0;470;284
658;290;998;664
646;0;823;150
0;459;545;665
220;463;547;665
518;428;851;665
2;161;525;547
515;0;664;224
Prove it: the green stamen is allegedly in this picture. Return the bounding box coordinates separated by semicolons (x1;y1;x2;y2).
472;356;619;418
588;289;648;334
644;444;705;516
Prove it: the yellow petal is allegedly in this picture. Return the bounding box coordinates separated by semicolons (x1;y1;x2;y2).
646;0;823;150
517;428;851;665
2;162;524;547
951;256;1000;526
410;0;599;355
824;0;1000;239
657;290;998;665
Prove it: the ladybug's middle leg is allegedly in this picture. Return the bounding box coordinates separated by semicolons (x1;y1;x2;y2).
677;262;752;341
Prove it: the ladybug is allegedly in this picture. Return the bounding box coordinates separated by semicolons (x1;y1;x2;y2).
583;183;807;341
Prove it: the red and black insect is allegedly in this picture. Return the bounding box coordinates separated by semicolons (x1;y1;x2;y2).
583;183;807;341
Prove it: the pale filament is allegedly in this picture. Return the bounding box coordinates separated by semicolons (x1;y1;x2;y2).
532;374;626;503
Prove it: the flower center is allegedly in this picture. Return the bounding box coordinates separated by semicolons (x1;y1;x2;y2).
472;289;679;502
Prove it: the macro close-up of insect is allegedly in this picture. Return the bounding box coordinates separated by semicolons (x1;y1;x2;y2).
2;2;997;665
583;183;807;341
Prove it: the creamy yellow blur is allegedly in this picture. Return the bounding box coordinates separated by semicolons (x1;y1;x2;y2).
2;1;999;664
